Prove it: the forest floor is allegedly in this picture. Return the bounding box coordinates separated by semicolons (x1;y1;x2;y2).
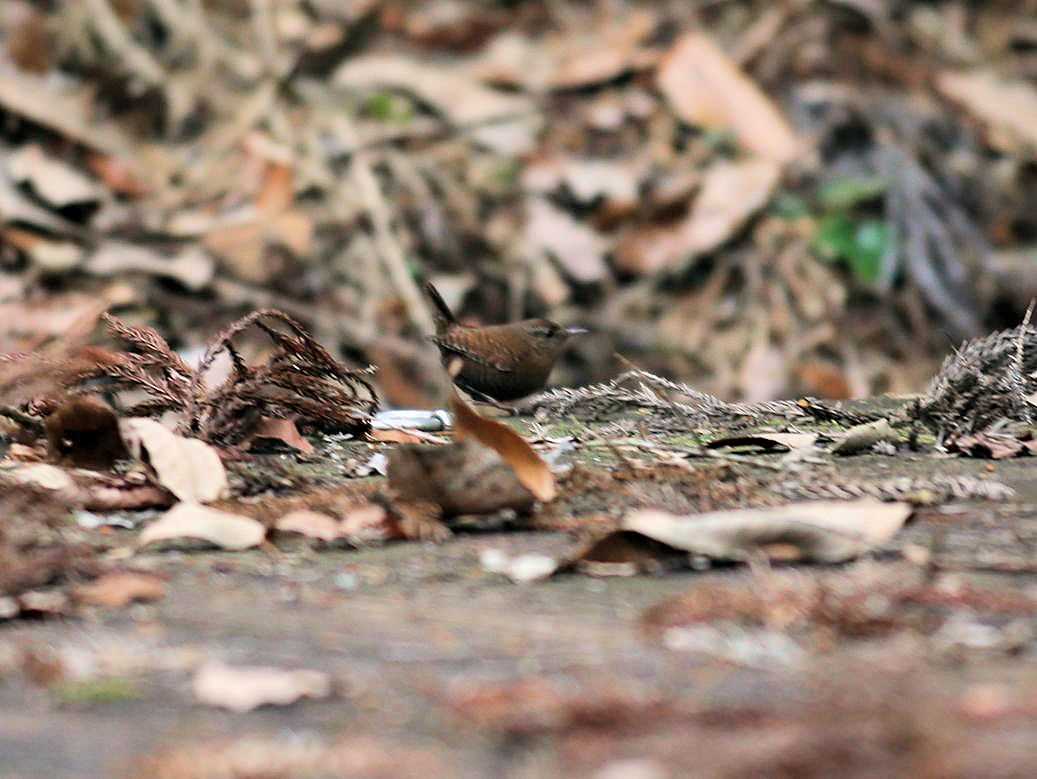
4;399;1037;779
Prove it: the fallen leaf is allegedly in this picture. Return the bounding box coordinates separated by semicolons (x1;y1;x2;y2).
138;503;265;551
86;243;214;292
480;549;558;583
388;440;535;515
615;159;781;275
120;418;228;503
338;503;399;543
85;153;150;197
524;196;611;283
274;510;341;542
619;500;911;564
949;433;1029;460
248;417;314;454
1;228;84;273
739;332;787;403
4;463;76;492
656;31;799;163
370;428;444;445
936;70;1037;153
706;433;818;453
334;55;541;155
192;662;332;712
73;571;166;608
451;391;556;502
6;144;103;208
831;420;899;456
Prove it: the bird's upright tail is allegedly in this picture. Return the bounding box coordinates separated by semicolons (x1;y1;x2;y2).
423;282;456;333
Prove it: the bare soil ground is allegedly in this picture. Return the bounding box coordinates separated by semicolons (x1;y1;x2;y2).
4;406;1037;778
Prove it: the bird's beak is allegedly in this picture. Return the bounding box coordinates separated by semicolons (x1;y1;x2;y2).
565;326;589;336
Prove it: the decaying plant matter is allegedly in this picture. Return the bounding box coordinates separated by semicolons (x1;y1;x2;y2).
69;310;379;444
910;315;1037;441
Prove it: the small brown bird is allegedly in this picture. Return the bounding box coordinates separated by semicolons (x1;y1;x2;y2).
424;282;586;403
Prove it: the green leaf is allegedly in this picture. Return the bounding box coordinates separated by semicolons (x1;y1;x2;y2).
818;176;887;212
846;220;892;285
812;213;856;262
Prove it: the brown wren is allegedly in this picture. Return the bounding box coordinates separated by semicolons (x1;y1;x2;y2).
424;282;587;403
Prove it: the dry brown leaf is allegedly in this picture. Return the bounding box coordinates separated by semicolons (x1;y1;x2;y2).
138;503;265;551
6;144;103;208
248;417;314;454
524;196;610;284
620;500;911;564
615;159;780;275
338;503;398;543
388;441;535;516
451;391;555;502
73;571;166;608
85;153;150;197
120;418;228;503
936;70;1037;153
192;662;332;712
274;510;341;542
86;243;213;291
335;55;541;155
370;428;442;445
656;32;799;164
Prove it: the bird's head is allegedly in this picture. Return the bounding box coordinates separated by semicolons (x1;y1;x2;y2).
521;319;588;355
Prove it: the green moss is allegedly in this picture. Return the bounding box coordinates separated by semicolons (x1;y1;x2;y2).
54;677;142;705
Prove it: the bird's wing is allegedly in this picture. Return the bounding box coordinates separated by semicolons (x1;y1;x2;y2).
430;334;514;373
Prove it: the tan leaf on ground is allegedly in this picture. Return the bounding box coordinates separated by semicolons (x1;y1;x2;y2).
334;55;541;155
74;571;166;608
138;503;265;551
86;243;213;291
4;463;76;492
274;510;341;542
1;228;84;273
936;70;1037;153
656;32;799;164
248;417;314;454
621;500;911;564
451;391;555;502
6;144;103;208
192;662;332;712
120;418;228;503
524;196;610;283
615;159;780;275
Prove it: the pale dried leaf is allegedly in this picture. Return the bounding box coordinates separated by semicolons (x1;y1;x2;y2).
1;229;84;273
192;662;332;712
3;463;76;492
622;500;911;564
87;243;213;291
656;32;799;163
831;420;899;456
936;70;1037;152
525;196;610;283
120;418;228;503
275;510;340;541
6;144;102;207
616;159;780;275
139;503;265;551
335;55;541;155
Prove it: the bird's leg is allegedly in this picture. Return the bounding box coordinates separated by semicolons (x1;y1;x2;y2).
460;386;519;416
